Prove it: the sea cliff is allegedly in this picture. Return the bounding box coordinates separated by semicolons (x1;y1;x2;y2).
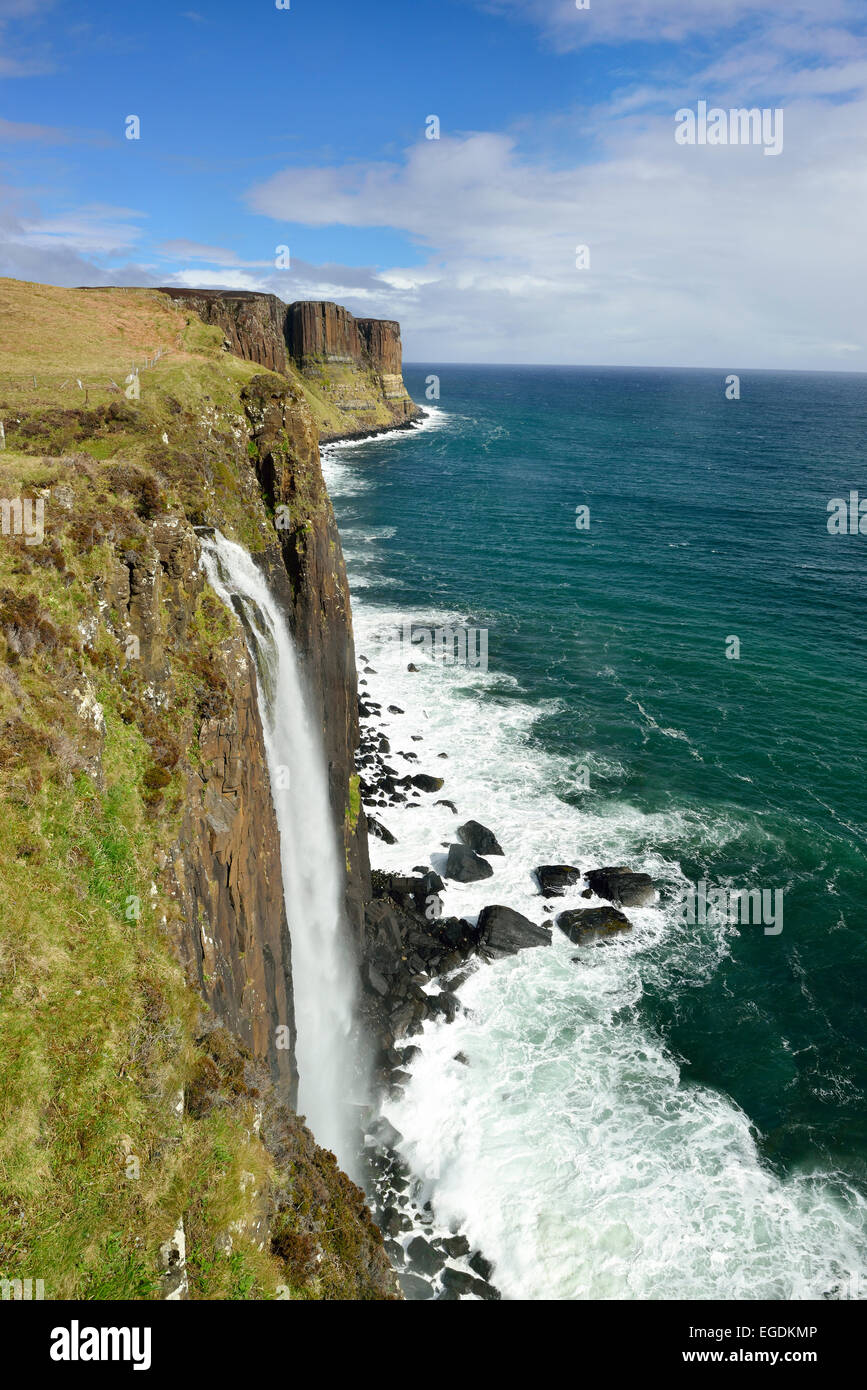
0;277;404;1299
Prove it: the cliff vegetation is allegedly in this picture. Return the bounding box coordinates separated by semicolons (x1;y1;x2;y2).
0;278;396;1300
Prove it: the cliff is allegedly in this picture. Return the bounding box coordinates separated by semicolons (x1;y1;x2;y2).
158;288;289;374
0;277;394;1299
161;288;422;442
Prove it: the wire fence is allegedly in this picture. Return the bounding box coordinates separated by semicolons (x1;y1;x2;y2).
0;349;174;436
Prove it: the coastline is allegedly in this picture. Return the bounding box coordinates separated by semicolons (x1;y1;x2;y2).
326;401;867;1303
319;412;428;446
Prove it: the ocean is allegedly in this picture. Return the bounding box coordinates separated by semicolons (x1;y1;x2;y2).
322;364;867;1300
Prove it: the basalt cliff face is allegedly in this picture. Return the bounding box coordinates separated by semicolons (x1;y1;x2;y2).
160;287;421;441
0;277;396;1300
159;288;289;375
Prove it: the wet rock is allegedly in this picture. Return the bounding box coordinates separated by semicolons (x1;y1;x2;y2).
367;1116;403;1148
446;843;494;883
380;1206;412;1237
556;905;633;945
585;866;656;908
406;1235;445;1277
441;1267;475;1295
469;1250;494;1281
366;963;389;996
436;799;458;814
442;1234;470;1258
398;1270;433;1299
535;864;581;898
457;819;504;857
428;991;460;1023
368;815;397;845
477;904;550;957
411;773;444;793
388;705;404;714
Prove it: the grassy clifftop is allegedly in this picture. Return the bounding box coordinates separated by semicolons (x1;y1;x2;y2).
0;279;395;1300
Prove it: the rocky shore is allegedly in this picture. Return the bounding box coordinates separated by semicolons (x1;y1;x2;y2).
353;661;659;1300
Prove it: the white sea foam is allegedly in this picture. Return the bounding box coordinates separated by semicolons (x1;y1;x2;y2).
328;446;867;1300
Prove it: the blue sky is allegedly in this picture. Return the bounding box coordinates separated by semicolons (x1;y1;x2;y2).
1;0;866;367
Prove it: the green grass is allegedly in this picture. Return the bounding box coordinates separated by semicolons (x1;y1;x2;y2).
0;279;398;1302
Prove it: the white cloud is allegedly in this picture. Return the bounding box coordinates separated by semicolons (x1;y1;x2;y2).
476;0;862;51
6;203;145;257
244;90;867;368
157;238;273;269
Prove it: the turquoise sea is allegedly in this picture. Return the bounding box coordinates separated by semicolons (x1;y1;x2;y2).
324;366;867;1298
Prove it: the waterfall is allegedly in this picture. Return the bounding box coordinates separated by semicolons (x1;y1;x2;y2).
199;531;358;1171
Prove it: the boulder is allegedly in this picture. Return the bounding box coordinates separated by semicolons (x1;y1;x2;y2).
477;904;550;958
398;1270;433;1300
556;906;633;945
440;1267;476;1295
446;843;494;883
411;773;444;793
440;1267;501;1300
469;1251;494;1281
428;991;459;1023
457;819;504;856
585;866;656;908
535;864;581;898
406;1235;445;1277
368;816;396;845
436;799;458;814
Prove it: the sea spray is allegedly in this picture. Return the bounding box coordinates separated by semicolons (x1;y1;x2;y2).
199;532;360;1172
323;403;867;1300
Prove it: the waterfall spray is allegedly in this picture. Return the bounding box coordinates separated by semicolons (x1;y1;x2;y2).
199;531;359;1171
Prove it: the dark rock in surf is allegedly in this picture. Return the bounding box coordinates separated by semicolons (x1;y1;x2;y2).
585;866;656;908
556;905;632;945
398;1270;433;1299
457;819;504;856
428;991;459;1023
440;1267;501;1300
406;1235;445;1276
535;865;581;898
477;904;550;958
368;815;397;845
411;773;444;792
446;843;494;883
436;799;458;813
469;1251;494;1281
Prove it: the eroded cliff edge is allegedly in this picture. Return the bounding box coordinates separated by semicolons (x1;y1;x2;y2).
0;277;393;1299
159;287;422;442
